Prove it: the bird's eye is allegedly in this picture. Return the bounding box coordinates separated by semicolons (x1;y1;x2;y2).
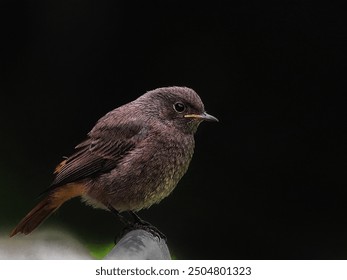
173;102;186;113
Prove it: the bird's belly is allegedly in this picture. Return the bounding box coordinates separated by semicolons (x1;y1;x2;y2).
85;139;194;212
119;160;191;211
110;167;186;212
138;177;178;209
83;169;187;212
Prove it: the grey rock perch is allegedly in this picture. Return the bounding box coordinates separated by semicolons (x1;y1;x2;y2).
104;229;171;260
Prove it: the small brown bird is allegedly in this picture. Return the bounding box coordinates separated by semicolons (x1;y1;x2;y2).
10;86;218;237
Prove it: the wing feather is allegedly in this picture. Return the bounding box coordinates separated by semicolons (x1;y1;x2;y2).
50;123;145;188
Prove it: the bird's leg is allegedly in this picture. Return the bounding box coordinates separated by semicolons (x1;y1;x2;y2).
128;211;167;241
108;205;136;244
107;205;131;226
129;211;146;224
108;205;167;241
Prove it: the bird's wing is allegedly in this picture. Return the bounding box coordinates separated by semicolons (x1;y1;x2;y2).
50;123;146;188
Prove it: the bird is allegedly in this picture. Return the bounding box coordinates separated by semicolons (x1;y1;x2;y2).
10;86;218;237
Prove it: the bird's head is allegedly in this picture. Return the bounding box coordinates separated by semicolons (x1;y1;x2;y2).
138;86;218;134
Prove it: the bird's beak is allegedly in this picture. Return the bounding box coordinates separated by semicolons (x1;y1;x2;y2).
184;112;219;122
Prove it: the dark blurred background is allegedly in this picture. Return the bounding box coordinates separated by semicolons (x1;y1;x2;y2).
1;0;346;259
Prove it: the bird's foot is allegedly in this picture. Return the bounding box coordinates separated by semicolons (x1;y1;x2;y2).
115;221;167;244
116;212;166;242
129;220;167;241
110;207;167;243
128;211;167;241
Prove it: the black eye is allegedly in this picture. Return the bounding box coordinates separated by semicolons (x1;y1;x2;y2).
173;102;186;113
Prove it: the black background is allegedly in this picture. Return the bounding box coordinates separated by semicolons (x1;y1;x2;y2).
1;0;346;259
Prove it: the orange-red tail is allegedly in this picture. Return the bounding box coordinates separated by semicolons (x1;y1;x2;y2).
10;196;58;237
10;183;85;237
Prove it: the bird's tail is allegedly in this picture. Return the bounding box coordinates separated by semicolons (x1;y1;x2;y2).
10;183;85;237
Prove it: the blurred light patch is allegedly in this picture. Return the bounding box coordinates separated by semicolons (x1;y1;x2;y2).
0;228;92;259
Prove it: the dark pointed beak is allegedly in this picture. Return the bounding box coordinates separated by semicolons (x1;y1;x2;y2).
184;112;219;122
